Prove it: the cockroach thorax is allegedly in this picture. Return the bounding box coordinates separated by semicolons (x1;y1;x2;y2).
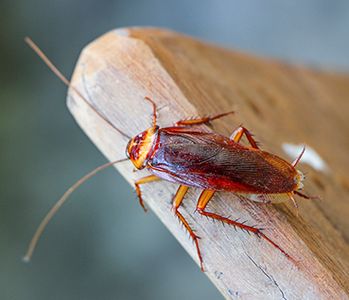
126;126;159;169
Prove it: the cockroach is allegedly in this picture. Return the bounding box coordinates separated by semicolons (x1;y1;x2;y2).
24;38;313;271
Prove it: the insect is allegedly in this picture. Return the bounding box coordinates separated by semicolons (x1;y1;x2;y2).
24;38;312;271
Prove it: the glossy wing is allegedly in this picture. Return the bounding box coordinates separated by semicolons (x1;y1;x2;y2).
150;129;297;193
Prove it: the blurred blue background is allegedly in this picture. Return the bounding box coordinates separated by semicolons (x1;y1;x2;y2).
1;1;348;299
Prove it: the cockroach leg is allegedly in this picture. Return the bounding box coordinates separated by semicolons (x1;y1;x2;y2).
196;189;292;261
294;190;320;200
292;146;306;167
287;192;300;217
174;111;234;127
134;175;160;212
287;192;298;209
172;185;204;271
230;126;259;149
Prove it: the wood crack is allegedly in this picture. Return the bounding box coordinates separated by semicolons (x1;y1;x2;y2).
246;254;287;300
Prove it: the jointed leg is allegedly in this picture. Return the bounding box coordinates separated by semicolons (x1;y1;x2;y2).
172;185;204;271
294;190;320;200
289;190;320;215
196;189;291;260
175;111;234;127
134;175;160;212
230;126;259;149
287;192;298;209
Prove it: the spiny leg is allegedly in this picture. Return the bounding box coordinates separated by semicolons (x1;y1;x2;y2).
230;125;260;149
134;175;160;212
172;185;204;271
196;189;291;260
174;111;234;127
294;190;320;200
287;192;298;209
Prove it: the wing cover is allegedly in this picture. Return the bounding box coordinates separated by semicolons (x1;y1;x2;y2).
149;129;297;193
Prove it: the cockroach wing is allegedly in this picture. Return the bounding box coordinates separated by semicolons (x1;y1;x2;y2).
149;129;297;194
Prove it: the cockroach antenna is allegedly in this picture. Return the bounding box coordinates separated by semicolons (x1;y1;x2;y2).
23;37;131;262
24;37;131;140
23;158;128;263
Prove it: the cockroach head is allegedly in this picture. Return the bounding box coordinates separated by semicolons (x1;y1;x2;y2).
126;126;159;169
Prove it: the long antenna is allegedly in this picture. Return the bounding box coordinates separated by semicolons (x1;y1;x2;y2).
24;37;131;140
23;158;128;262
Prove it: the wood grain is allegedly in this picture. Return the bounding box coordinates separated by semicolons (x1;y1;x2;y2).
67;28;349;299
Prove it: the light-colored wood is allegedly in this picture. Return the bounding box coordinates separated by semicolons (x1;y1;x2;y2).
67;28;349;299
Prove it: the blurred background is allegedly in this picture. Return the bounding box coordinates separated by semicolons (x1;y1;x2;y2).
1;1;348;299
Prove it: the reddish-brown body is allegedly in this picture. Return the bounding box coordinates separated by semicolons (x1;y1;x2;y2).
25;38;308;271
147;128;298;194
126;98;307;270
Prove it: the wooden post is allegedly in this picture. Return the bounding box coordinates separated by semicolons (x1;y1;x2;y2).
68;28;349;299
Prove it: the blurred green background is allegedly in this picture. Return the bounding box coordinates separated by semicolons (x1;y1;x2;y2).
1;1;348;299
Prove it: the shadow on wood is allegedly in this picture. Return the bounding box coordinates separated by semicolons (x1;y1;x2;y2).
68;27;349;299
